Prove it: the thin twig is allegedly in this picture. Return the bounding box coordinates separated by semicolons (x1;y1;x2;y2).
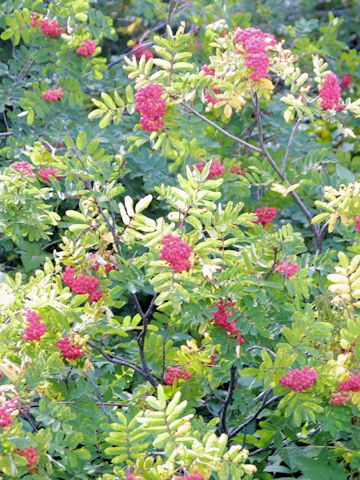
218;365;236;434
229;393;281;438
281;117;301;175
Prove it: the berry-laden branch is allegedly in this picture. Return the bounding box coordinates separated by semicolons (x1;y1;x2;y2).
182;101;324;251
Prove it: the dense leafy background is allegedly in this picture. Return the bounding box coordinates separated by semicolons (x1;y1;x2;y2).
0;1;359;479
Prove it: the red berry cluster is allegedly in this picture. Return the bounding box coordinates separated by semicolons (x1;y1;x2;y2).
0;400;18;429
160;235;193;272
10;161;35;177
253;207;278;226
201;65;215;76
30;12;41;27
62;266;103;302
17;447;39;467
212;300;245;344
38;167;63;182
338;373;360;392
164;366;191;385
330;391;350;405
275;261;299;279
76;39;97;57
87;252;119;272
135;83;166;132
279;367;317;392
22;310;46;341
355;217;360;233
340;73;352;90
231;165;247;175
234;28;276;81
175;472;203;480
131;44;154;61
42;87;64;101
319;73;344;111
194;158;225;179
39;18;63;37
55;337;83;360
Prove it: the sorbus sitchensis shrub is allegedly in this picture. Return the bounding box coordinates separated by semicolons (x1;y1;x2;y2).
160;235;193;272
55;337;83;360
76;39;97;57
279;367;317;392
164;366;191;385
22;310;46;341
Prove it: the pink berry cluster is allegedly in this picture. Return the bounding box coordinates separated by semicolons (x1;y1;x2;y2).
0;400;18;429
338;373;360;392
10;161;35;177
160;235;193;272
340;73;352;90
87;252;119;272
22;310;46;341
234;27;277;81
330;391;350;405
76;39;97;57
254;207;278;226
42;87;64;101
39;18;63;37
201;65;221;104
17;447;39;467
275;261;299;279
279;367;317;392
355;217;360;233
319;73;344;111
55;337;83;360
62;266;103;302
164;366;191;385
194;158;225;179
175;472;203;480
231;165;247;175
131;43;154;60
38;167;63;182
135;83;166;132
212;300;245;345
